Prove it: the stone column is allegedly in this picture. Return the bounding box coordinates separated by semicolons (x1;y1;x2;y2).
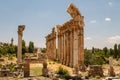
61;34;63;63
58;35;61;62
60;35;63;63
58;35;60;61
17;25;25;64
78;28;84;69
63;33;66;65
73;29;78;67
64;33;67;65
66;32;69;66
61;34;63;64
67;32;70;66
51;41;52;59
68;32;70;66
54;37;56;59
69;31;73;67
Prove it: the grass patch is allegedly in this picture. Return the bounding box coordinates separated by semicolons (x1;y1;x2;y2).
30;67;42;76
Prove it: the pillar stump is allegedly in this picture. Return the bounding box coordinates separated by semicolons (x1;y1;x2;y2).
108;67;115;77
24;61;30;77
42;60;48;77
108;57;115;77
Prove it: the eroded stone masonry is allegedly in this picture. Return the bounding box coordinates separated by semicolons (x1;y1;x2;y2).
46;3;84;69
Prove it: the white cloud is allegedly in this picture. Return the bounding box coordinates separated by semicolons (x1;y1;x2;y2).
108;2;113;6
85;37;92;41
105;17;111;22
90;20;96;24
108;35;120;43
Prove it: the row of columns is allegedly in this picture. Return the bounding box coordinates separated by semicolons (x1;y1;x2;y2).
57;25;74;67
57;18;84;68
46;28;56;60
46;3;85;69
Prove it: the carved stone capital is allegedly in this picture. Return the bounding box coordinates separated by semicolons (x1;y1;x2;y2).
18;25;25;36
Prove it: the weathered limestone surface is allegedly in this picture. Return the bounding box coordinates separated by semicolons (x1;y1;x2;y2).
17;25;25;64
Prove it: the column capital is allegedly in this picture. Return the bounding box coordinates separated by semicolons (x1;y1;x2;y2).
18;25;25;36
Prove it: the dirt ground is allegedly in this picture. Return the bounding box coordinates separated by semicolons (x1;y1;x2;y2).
0;57;120;80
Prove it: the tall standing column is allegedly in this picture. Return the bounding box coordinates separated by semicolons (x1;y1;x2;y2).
58;35;60;61
69;31;73;67
66;32;69;66
78;28;84;68
17;25;25;64
62;34;64;64
61;34;63;64
63;33;66;64
65;33;67;65
60;35;63;63
73;29;78;67
54;37;56;59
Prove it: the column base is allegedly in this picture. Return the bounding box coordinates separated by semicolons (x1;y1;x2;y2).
79;64;86;72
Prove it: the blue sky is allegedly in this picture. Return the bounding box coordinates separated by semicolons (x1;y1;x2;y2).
0;0;120;49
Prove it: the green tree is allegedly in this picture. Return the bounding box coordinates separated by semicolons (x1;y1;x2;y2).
28;41;34;53
84;49;92;66
22;40;27;54
109;48;114;56
114;44;118;58
8;45;15;54
103;47;108;56
0;45;8;55
92;47;95;54
41;48;46;53
118;44;120;58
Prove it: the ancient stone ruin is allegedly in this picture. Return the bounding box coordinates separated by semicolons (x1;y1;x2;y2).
0;65;11;77
46;3;84;70
88;65;103;77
